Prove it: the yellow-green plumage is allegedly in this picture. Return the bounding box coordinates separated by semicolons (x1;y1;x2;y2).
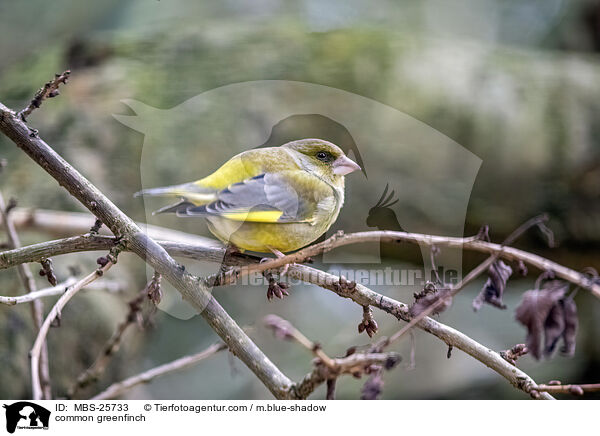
136;139;360;253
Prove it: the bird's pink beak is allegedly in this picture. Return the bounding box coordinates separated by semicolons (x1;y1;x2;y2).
333;155;361;176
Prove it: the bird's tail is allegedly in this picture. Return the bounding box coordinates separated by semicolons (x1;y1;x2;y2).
134;182;216;204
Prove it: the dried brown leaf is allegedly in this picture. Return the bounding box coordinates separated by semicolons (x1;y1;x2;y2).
514;281;575;360
472;260;512;311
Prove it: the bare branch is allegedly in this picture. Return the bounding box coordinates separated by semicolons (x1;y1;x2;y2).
209;228;600;299
263;314;399;399
91;342;228;400
383;255;497;348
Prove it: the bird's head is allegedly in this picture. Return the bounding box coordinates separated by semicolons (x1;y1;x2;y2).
282;138;361;184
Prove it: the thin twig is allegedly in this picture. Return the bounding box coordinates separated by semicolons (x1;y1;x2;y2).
0;278;125;305
263;315;336;369
91;343;227;400
0;277;77;305
534;382;600;396
499;344;528;366
208;225;598;298
0;192;52;399
30;261;114;400
17;70;70;122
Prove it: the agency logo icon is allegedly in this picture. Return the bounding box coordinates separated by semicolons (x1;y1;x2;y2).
116;80;482;319
2;402;50;433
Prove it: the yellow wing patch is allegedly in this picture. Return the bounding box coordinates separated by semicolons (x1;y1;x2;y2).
221;210;284;223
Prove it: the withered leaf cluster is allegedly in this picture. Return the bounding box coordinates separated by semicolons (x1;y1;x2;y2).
515;281;578;360
472;260;513;311
361;370;383;400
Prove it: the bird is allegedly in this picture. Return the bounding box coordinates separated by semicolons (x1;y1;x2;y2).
135;138;361;254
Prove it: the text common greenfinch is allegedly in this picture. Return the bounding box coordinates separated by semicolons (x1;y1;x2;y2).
136;138;361;253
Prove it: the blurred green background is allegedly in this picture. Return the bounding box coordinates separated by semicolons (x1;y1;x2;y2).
1;0;599;399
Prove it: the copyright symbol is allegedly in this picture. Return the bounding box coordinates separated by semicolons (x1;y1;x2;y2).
144;404;152;411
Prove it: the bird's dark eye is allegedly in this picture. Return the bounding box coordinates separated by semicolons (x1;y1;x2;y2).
316;151;331;162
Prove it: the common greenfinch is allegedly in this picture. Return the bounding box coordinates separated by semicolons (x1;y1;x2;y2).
136;139;361;253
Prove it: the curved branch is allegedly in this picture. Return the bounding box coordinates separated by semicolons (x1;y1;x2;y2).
31;261;114;399
2;214;598;299
214;230;600;298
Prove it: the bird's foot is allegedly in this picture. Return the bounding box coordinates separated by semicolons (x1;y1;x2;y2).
266;246;291;276
223;243;243;261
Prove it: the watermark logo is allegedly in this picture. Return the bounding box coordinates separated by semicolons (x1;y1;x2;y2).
115;80;481;319
2;402;50;433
